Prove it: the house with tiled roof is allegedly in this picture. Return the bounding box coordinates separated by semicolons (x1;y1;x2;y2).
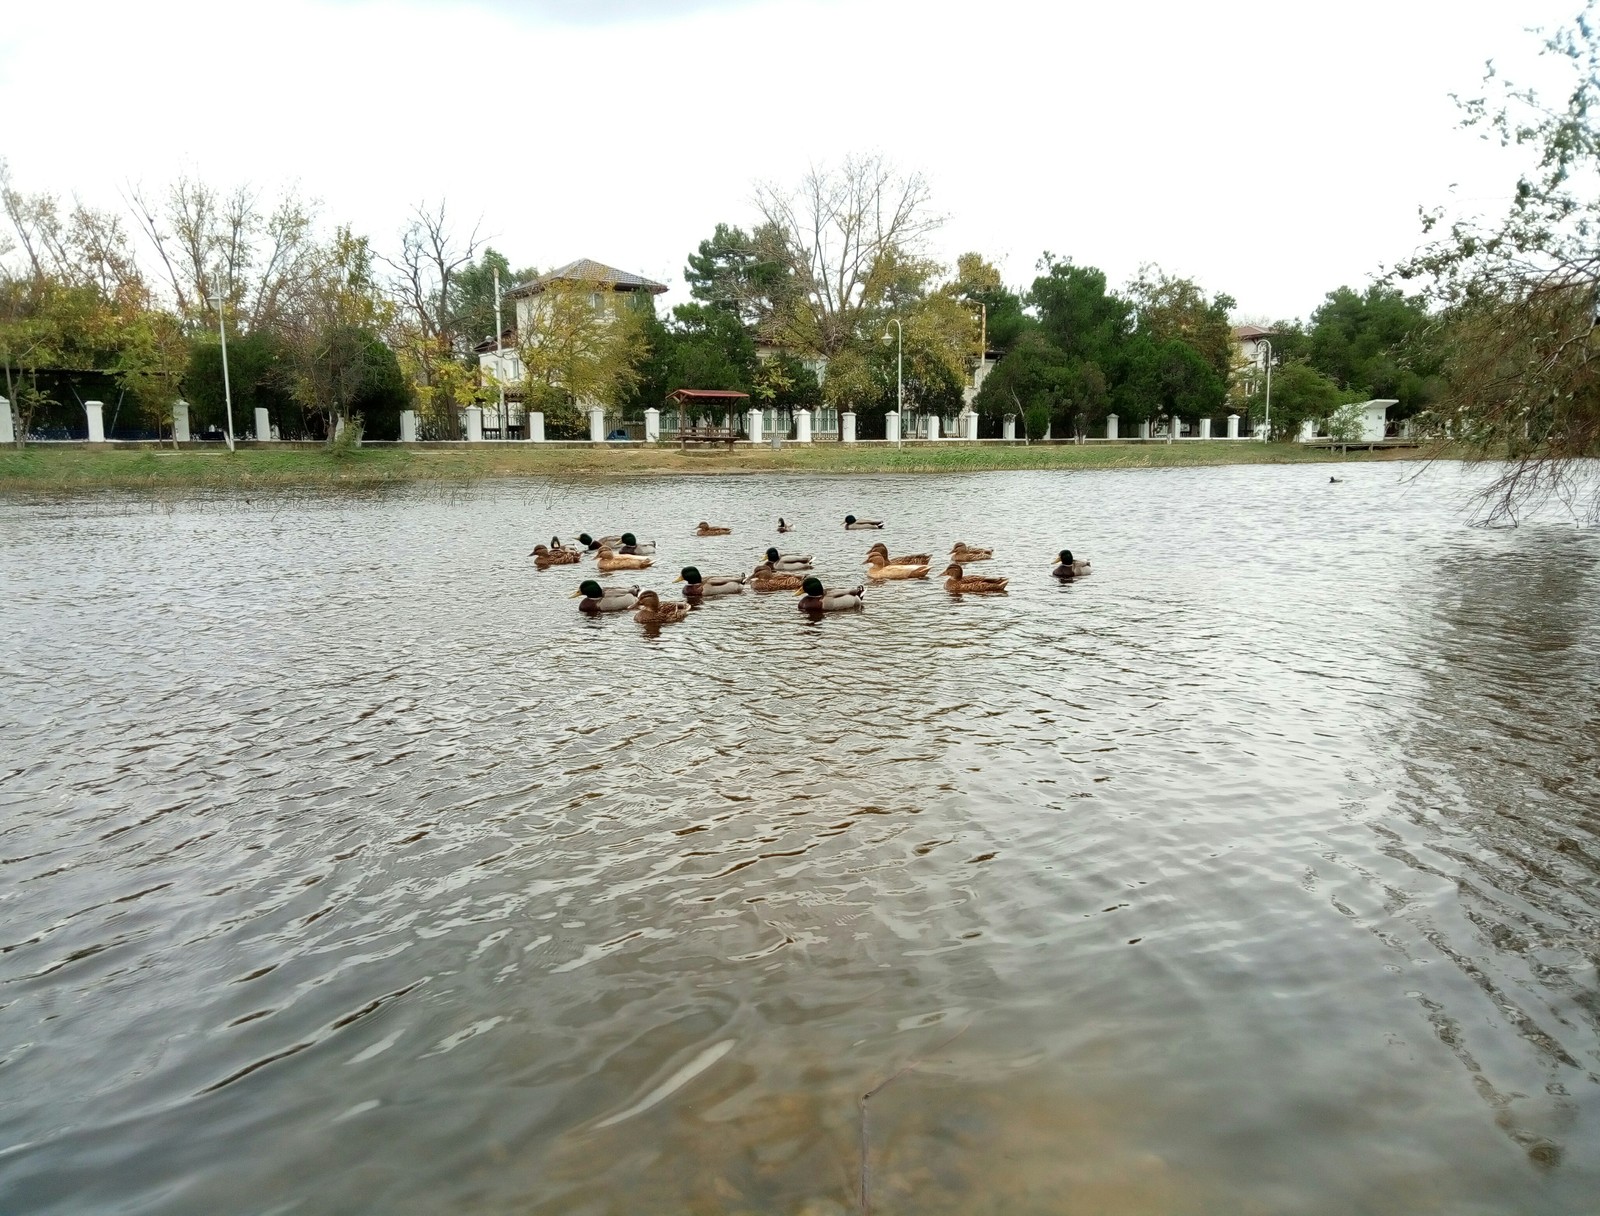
477;258;668;392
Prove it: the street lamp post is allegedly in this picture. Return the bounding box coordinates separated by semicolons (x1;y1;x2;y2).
1258;338;1274;440
205;294;236;452
493;265;507;440
883;317;902;447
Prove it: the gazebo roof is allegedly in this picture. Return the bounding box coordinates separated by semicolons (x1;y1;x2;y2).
666;388;750;404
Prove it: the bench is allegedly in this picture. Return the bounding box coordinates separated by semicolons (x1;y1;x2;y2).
678;428;740;450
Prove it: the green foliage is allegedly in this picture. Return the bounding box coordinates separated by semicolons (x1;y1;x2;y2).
684;222;791;332
1306;284;1438;413
1127;266;1236;383
1028;256;1131;370
1262;360;1351;440
186;330;293;434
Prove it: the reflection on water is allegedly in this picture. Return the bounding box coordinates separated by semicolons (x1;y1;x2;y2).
1;463;1598;1214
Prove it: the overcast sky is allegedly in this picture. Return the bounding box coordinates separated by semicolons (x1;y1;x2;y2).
0;0;1580;321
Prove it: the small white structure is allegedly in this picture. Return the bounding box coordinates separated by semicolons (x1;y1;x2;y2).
1298;419;1316;442
400;409;417;442
465;406;484;441
1138;419;1150;440
746;407;763;444
1227;414;1240;439
173;400;191;442
85;401;106;443
1105;413;1118;440
841;411;857;443
644;407;660;443
1002;413;1016;440
1199;418;1212;439
0;396;12;444
927;415;940;440
254;407;272;441
587;404;605;442
1358;399;1397;442
527;411;545;442
959;409;977;440
795;408;812;443
885;411;901;443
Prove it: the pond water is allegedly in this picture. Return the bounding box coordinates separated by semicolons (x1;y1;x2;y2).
1;463;1598;1215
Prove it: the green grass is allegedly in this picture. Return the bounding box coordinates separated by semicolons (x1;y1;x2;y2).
0;440;1433;493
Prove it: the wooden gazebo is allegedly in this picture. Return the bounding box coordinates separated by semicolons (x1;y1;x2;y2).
666;388;749;448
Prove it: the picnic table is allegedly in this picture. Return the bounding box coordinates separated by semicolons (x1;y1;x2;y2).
678;427;740;449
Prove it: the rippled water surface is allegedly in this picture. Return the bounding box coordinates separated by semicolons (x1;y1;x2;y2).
3;463;1599;1215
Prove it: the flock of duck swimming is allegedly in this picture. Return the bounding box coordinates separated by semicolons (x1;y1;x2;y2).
529;515;1093;623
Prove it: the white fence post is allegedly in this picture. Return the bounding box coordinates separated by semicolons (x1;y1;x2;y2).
85;401;106;442
841;411;857;443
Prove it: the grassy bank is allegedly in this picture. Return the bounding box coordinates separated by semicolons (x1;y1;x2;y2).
0;441;1434;492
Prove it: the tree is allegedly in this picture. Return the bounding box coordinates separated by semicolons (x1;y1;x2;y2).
1306;284;1439;411
1258;360;1349;440
1126;265;1236;383
516;280;648;435
949;252;1025;353
1395;3;1600;518
683;221;791;331
753;155;943;357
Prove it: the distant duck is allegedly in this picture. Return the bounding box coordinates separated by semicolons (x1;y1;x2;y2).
866;541;932;566
1053;549;1092;578
695;521;733;536
777;517;795;533
762;546;813;572
750;562;804;591
576;532;622;552
797;576;865;612
950;542;994;562
864;552;930;580
632;590;690;624
1329;476;1344;484
844;514;884;530
618;532;656;555
596;546;653;572
574;580;639;614
942;563;1008;594
675;566;746;600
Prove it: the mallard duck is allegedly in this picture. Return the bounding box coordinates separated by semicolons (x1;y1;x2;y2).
675;566;746;599
531;544;580;569
777;517;795;533
750;562;804;591
950;542;994;562
695;521;732;536
1053;549;1092;577
576;532;622;552
596;546;653;572
797;576;865;612
633;590;690;624
864;552;930;580
942;563;1008;594
762;546;813;572
573;580;639;613
618;532;656;555
844;514;884;530
866;541;932;566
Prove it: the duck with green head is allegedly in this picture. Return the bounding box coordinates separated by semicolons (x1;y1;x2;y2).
674;566;746;600
573;580;640;613
1052;549;1091;578
762;546;813;572
618;532;656;555
576;532;622;552
843;514;884;530
797;576;865;612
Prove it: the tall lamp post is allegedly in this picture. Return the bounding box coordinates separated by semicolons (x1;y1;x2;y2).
205;294;236;452
493;265;507;440
1258;338;1273;440
883;317;902;447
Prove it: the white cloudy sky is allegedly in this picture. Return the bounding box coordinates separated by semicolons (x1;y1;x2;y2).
0;0;1580;320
